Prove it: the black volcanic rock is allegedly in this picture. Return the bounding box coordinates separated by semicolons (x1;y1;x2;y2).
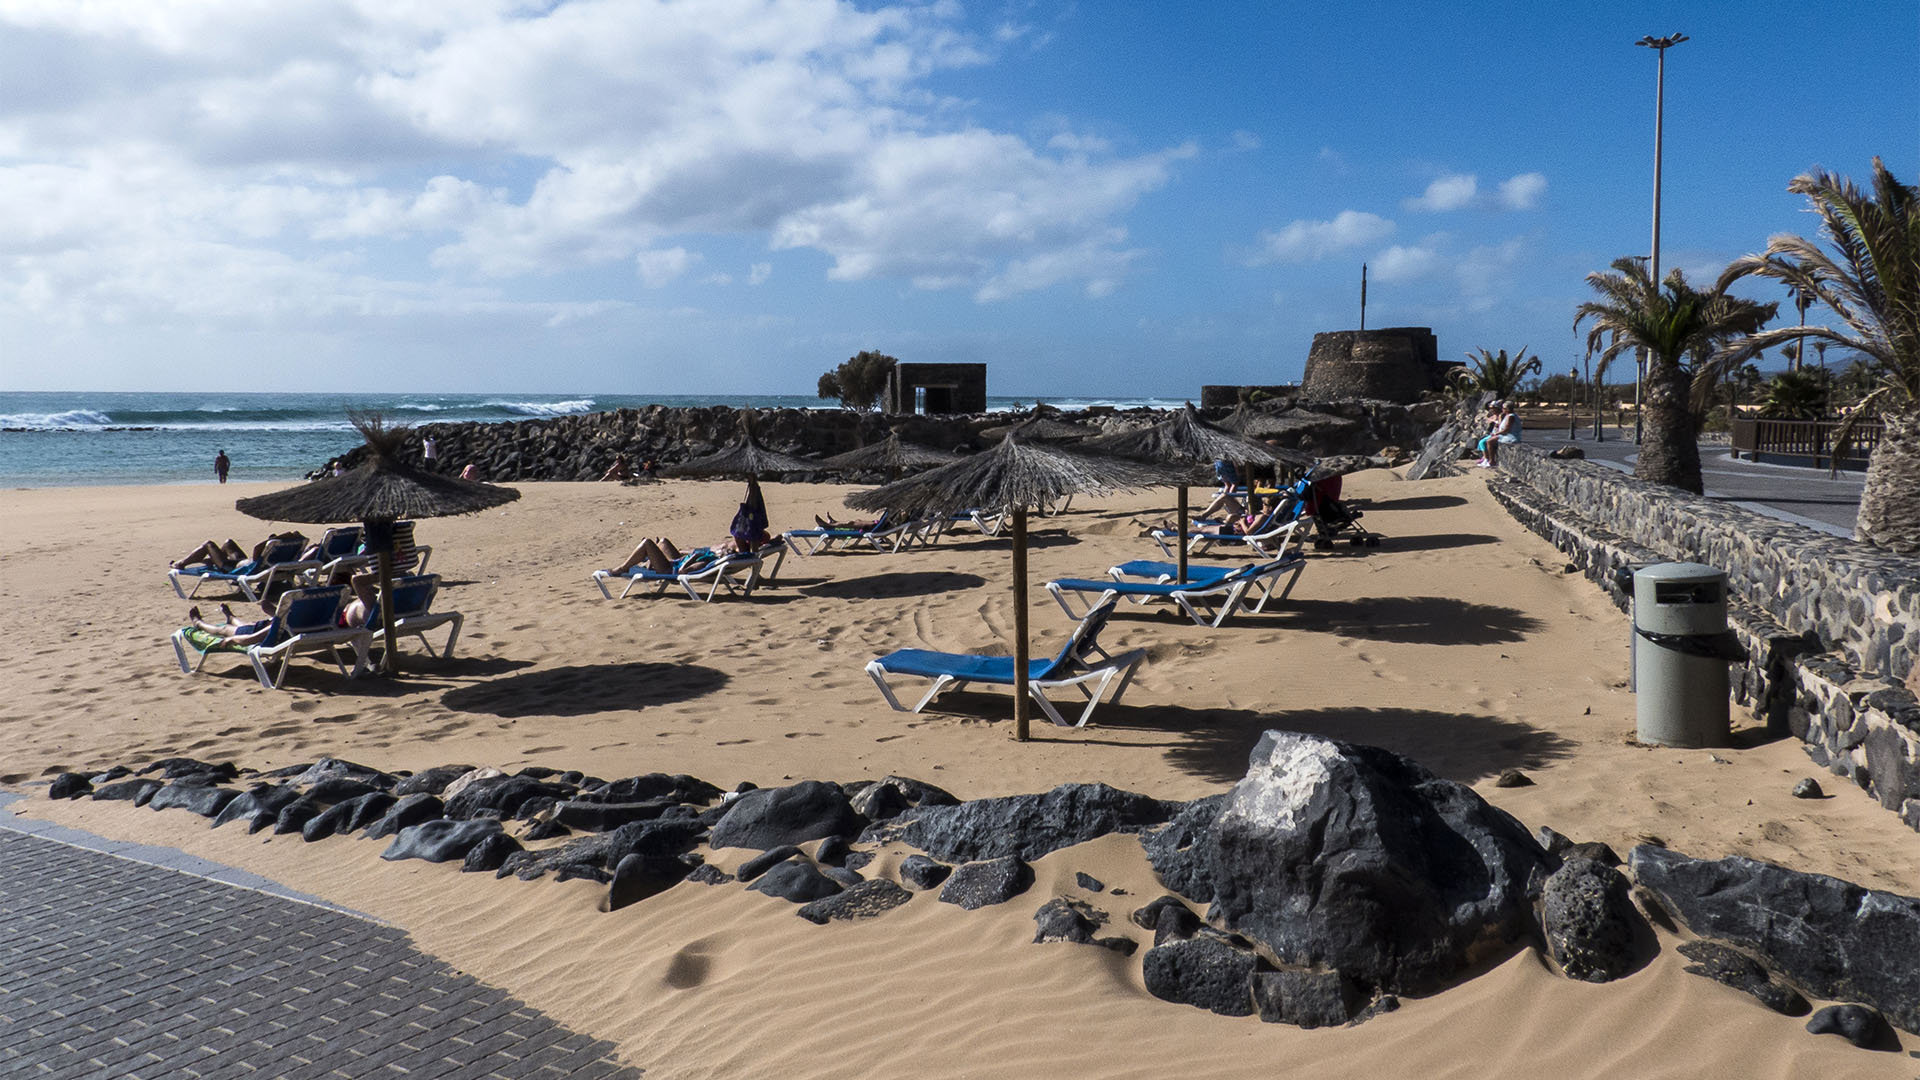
1676;941;1810;1016
899;855;951;891
363;794;446;840
1201;732;1549;996
462;832;521;874
875;783;1176;864
442;776;577;821
748;859;844;903
1634;845;1920;1032
798;879;912;924
1542;857;1641;982
46;773;92;800
147;784;239;818
938;856;1033;910
709;781;863;850
394;765;475;797
1142;933;1258;1017
381;819;504;863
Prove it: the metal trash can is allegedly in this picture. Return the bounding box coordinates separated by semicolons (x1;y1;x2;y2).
1631;562;1748;748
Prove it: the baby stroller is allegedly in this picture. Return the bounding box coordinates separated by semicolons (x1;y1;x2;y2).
1291;469;1382;549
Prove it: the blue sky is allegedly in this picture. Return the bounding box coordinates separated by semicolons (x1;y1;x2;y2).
2;0;1914;396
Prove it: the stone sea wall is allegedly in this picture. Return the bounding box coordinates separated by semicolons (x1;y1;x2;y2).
312;399;1430;482
1485;443;1920;831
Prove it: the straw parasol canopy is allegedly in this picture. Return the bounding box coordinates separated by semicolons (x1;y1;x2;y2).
1215;401;1298;439
847;435;1185;741
1085;404;1310;582
236;412;519;675
820;433;963;478
978;412;1099;442
664;413;821;479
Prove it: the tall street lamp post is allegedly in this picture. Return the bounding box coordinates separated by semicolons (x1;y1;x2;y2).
1634;30;1688;445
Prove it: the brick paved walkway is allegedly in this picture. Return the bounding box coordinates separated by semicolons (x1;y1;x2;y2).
0;829;644;1079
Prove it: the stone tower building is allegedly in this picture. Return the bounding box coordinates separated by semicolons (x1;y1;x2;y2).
1301;327;1444;403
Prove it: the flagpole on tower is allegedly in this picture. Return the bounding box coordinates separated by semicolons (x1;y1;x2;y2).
1360;263;1368;331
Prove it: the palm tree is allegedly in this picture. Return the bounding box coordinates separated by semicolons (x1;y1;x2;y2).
1575;258;1778;493
1717;158;1920;552
1757;368;1832;419
1450;348;1543;400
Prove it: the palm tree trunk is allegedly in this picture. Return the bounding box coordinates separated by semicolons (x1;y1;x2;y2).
1634;355;1704;494
1856;408;1920;553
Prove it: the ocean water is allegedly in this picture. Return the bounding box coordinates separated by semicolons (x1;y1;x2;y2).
0;391;1185;488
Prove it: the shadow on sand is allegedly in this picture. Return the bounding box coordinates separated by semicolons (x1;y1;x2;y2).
937;528;1081;553
1365;532;1499;553
1361;494;1469;512
1093;703;1577;787
802;571;989;600
1281;596;1542;645
439;662;728;717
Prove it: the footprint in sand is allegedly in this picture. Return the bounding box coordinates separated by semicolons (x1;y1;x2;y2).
715;739;752;746
782;731;823;739
663;938;722;989
288;700;319;713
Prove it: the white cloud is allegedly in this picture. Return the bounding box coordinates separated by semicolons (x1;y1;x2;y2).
0;0;1189;331
635;247;694;288
1371;244;1440;281
1250;210;1394;264
1405;173;1477;212
1498;172;1547;210
748;262;772;285
1230;130;1261;151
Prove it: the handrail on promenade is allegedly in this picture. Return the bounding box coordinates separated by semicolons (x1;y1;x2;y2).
1730;416;1881;470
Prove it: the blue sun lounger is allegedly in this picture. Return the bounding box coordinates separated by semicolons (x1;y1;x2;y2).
170;585;372;689
591;548;765;601
168;536;318;600
865;598;1144;728
1045;554;1306;628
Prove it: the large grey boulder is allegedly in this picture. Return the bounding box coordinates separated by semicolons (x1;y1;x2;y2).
709;781;863;850
1202;732;1549;996
1140;794;1226;904
872;783;1176;863
1631;845;1920;1032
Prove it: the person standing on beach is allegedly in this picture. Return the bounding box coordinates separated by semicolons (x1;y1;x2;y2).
422;436;438;466
214;449;230;484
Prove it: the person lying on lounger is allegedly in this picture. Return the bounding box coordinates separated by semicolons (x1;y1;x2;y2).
169;532;308;572
179;584;286;646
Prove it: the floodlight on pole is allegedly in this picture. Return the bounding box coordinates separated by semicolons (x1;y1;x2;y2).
1633;31;1687;445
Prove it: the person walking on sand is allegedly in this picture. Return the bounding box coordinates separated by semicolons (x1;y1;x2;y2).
214;449;230;484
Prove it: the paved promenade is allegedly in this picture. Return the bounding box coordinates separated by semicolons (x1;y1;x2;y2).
0;800;642;1080
1522;425;1865;537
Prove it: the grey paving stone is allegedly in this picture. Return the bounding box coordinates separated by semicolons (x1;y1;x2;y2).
0;829;643;1079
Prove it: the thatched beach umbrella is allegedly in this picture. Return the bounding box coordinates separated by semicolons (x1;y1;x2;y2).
820;433;963;480
1215;401;1296;439
664;413;821;479
847;435;1183;741
236;413;519;675
979;412;1099;442
1085;403;1306;583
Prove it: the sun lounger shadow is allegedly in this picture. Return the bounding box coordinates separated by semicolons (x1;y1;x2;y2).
1279;596;1542;645
801;571;988;601
1372;532;1500;552
1090;703;1576;787
438;661;728;717
936;527;1082;553
1363;494;1469;512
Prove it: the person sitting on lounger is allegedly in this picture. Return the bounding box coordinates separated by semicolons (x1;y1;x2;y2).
608;480;772;575
1148;493;1273;538
169;532;307;572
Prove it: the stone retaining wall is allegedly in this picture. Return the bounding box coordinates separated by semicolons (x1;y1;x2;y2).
1484;443;1920;831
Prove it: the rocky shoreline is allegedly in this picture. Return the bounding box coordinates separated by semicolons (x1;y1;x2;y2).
46;731;1915;1049
310;398;1442;482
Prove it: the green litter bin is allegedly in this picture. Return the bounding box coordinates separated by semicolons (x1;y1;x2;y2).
1632;562;1747;748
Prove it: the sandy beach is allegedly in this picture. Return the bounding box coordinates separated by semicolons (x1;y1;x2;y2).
4;470;1915;1077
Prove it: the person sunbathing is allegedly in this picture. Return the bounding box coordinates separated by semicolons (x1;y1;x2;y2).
180;599;278;646
813;513;883;531
608;480;772;575
169;532;307;572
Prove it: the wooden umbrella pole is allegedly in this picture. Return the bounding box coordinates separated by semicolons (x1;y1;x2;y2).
1176;485;1189;584
1012;506;1030;743
378;545;397;676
